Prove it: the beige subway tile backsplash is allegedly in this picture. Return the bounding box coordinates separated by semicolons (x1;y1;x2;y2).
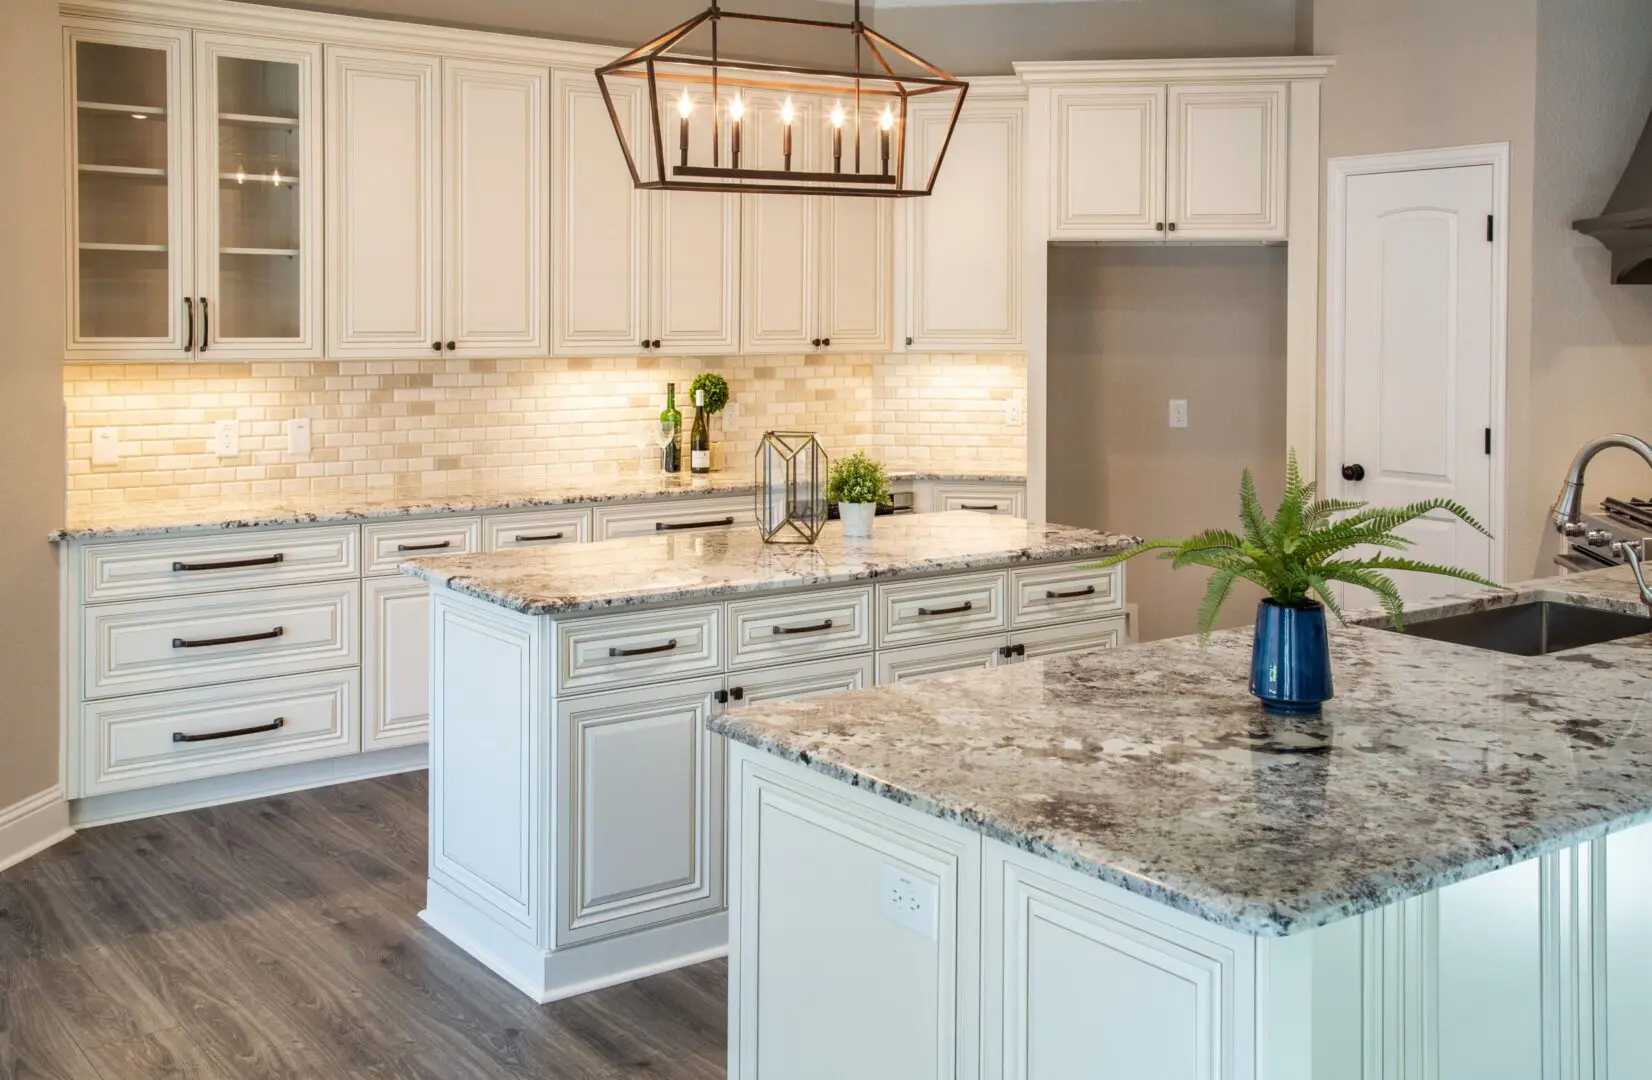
63;353;1027;507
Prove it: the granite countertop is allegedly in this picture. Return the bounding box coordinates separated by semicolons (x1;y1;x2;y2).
399;512;1137;616
711;565;1652;937
50;467;1027;542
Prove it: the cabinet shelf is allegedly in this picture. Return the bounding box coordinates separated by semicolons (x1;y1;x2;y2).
77;101;165;117
78;164;167;178
219;111;299;126
220;247;299;256
79;242;167;253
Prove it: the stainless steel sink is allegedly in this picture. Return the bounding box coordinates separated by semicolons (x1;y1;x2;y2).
1386;601;1652;656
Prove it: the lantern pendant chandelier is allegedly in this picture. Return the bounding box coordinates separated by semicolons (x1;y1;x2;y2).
595;0;968;197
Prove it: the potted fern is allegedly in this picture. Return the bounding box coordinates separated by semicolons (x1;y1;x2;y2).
1091;452;1499;714
826;452;891;538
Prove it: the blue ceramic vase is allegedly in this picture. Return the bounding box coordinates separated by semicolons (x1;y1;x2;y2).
1249;598;1333;714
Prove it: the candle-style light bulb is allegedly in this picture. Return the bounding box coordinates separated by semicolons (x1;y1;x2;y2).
677;88;693;170
780;97;795;171
271;167;281;187
236;166;246;185
728;94;745;122
879;105;895;132
830;103;846;129
879;105;895;176
728;94;744;169
677;88;694;119
830;102;846;174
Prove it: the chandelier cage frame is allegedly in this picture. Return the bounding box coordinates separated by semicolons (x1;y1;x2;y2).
594;0;968;197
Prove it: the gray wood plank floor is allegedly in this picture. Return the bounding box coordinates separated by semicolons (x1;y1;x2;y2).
0;772;727;1079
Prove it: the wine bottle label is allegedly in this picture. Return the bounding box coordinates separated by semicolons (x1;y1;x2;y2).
692;450;710;469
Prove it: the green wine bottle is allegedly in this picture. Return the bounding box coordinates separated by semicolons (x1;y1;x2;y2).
690;388;711;474
660;383;682;474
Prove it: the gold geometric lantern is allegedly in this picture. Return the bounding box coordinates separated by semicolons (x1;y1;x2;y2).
596;0;967;198
755;432;829;543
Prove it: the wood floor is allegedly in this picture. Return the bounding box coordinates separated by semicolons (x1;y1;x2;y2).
0;772;727;1079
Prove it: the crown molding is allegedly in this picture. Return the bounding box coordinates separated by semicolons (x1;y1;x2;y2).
1013;56;1337;85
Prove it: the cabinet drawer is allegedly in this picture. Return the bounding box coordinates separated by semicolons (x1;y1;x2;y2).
724;653;874;709
1010;563;1124;627
84;580;359;700
485;508;592;550
362;517;482;575
79;526;360;604
556;604;722;695
727;587;873;670
931;483;1025;517
878;571;1008;648
876;634;1005;685
593;496;753;540
80;669;359;796
1011;616;1128;660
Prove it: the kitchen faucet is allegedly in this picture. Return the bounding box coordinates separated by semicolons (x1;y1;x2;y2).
1553;433;1652;610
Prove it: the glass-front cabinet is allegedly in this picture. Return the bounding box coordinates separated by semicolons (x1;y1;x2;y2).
65;21;321;360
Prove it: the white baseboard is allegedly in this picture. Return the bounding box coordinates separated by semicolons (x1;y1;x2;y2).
72;744;428;828
0;785;73;873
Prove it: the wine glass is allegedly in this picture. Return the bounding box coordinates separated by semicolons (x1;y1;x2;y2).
652;419;677;475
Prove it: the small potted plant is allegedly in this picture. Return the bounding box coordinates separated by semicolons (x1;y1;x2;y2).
689;372;730;469
1091;451;1500;714
826;452;891;539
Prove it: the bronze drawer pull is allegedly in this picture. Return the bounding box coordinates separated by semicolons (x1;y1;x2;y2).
396;540;452;552
1045;586;1097;600
172;553;284;572
917;601;974;617
515;532;565;542
959;504;1001;511
655;517;736;532
172;626;285;649
173;717;285;743
609;638;678;658
773;619;834;636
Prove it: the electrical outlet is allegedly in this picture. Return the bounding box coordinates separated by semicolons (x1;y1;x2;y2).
1004;391;1025;427
212;419;240;458
1169;399;1189;429
285;417;312;456
879;864;939;939
722;402;740;431
91;427;120;467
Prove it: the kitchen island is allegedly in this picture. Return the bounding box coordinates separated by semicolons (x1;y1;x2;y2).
712;566;1652;1080
398;512;1137;1002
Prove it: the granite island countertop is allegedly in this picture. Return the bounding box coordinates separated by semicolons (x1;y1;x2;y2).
50;467;1026;542
398;511;1137;616
711;565;1652;937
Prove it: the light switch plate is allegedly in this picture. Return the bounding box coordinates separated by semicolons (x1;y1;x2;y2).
285;417;312;457
879;864;939;939
722;402;740;431
91;427;120;466
1005;391;1025;427
1169;399;1189;429
212;419;240;458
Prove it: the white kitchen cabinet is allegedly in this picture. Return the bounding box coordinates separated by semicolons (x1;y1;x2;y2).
876;634;1007;685
1008;617;1128;661
1048;86;1165;241
904;95;1025;352
1166;83;1286;240
652;186;741;354
327;48;546;359
819;187;893;351
362;575;433;750
723;654;874;710
64;20;323;361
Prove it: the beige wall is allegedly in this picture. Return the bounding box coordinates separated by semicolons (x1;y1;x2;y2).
0;0;66;809
1047;246;1287;642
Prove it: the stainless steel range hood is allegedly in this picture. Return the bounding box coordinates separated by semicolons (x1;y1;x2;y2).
1574;108;1652;284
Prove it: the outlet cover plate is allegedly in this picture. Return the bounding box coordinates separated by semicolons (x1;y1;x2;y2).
286;417;312;456
1169;399;1189;429
91;427;120;466
879;863;939;939
212;419;240;458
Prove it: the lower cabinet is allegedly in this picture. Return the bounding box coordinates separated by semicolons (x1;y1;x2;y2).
724;653;873;708
363;575;434;750
877;635;1006;685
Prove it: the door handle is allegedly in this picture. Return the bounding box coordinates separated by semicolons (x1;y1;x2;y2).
1341;464;1366;482
198;297;209;351
173;716;285;743
172;553;284;573
172;626;285;649
183;297;194;352
608;638;678;658
395;541;452;552
1045;585;1097;600
655;517;736;532
514;532;565;543
772;619;834;636
917;601;974;617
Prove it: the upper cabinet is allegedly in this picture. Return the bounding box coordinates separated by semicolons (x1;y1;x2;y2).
65;19;322;361
904;94;1026;352
327;47;546;359
552;71;739;358
1048;81;1286;242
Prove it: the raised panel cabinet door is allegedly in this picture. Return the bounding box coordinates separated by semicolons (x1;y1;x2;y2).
555;676;726;944
1166;83;1287;240
64;20;194;360
820;192;893;350
1049;85;1166;241
648;82;740;355
443;58;548;357
551;70;647;356
906;99;1024;351
326;46;441;358
193;32;323;358
363;575;432;751
740;91;818;354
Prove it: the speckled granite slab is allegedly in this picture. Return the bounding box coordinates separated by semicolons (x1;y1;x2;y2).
399;512;1137;616
713;566;1652;937
51;468;1026;542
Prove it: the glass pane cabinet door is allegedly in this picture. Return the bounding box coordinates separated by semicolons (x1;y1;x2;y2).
195;35;322;357
66;23;192;359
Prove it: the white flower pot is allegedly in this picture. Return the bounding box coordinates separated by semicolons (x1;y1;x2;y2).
839;502;877;538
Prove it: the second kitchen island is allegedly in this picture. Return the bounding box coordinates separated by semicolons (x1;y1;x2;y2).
398;512;1137;1001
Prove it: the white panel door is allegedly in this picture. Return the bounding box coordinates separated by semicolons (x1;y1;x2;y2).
1333;164;1495;602
325;46;441;358
818;99;893;352
906;99;1024;351
1608;823;1652;1075
1049;85;1166;241
741;91;817;354
1166;84;1286;240
551;71;647;356
193;32;323;359
442;58;547;357
362;575;431;751
648;85;739;355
